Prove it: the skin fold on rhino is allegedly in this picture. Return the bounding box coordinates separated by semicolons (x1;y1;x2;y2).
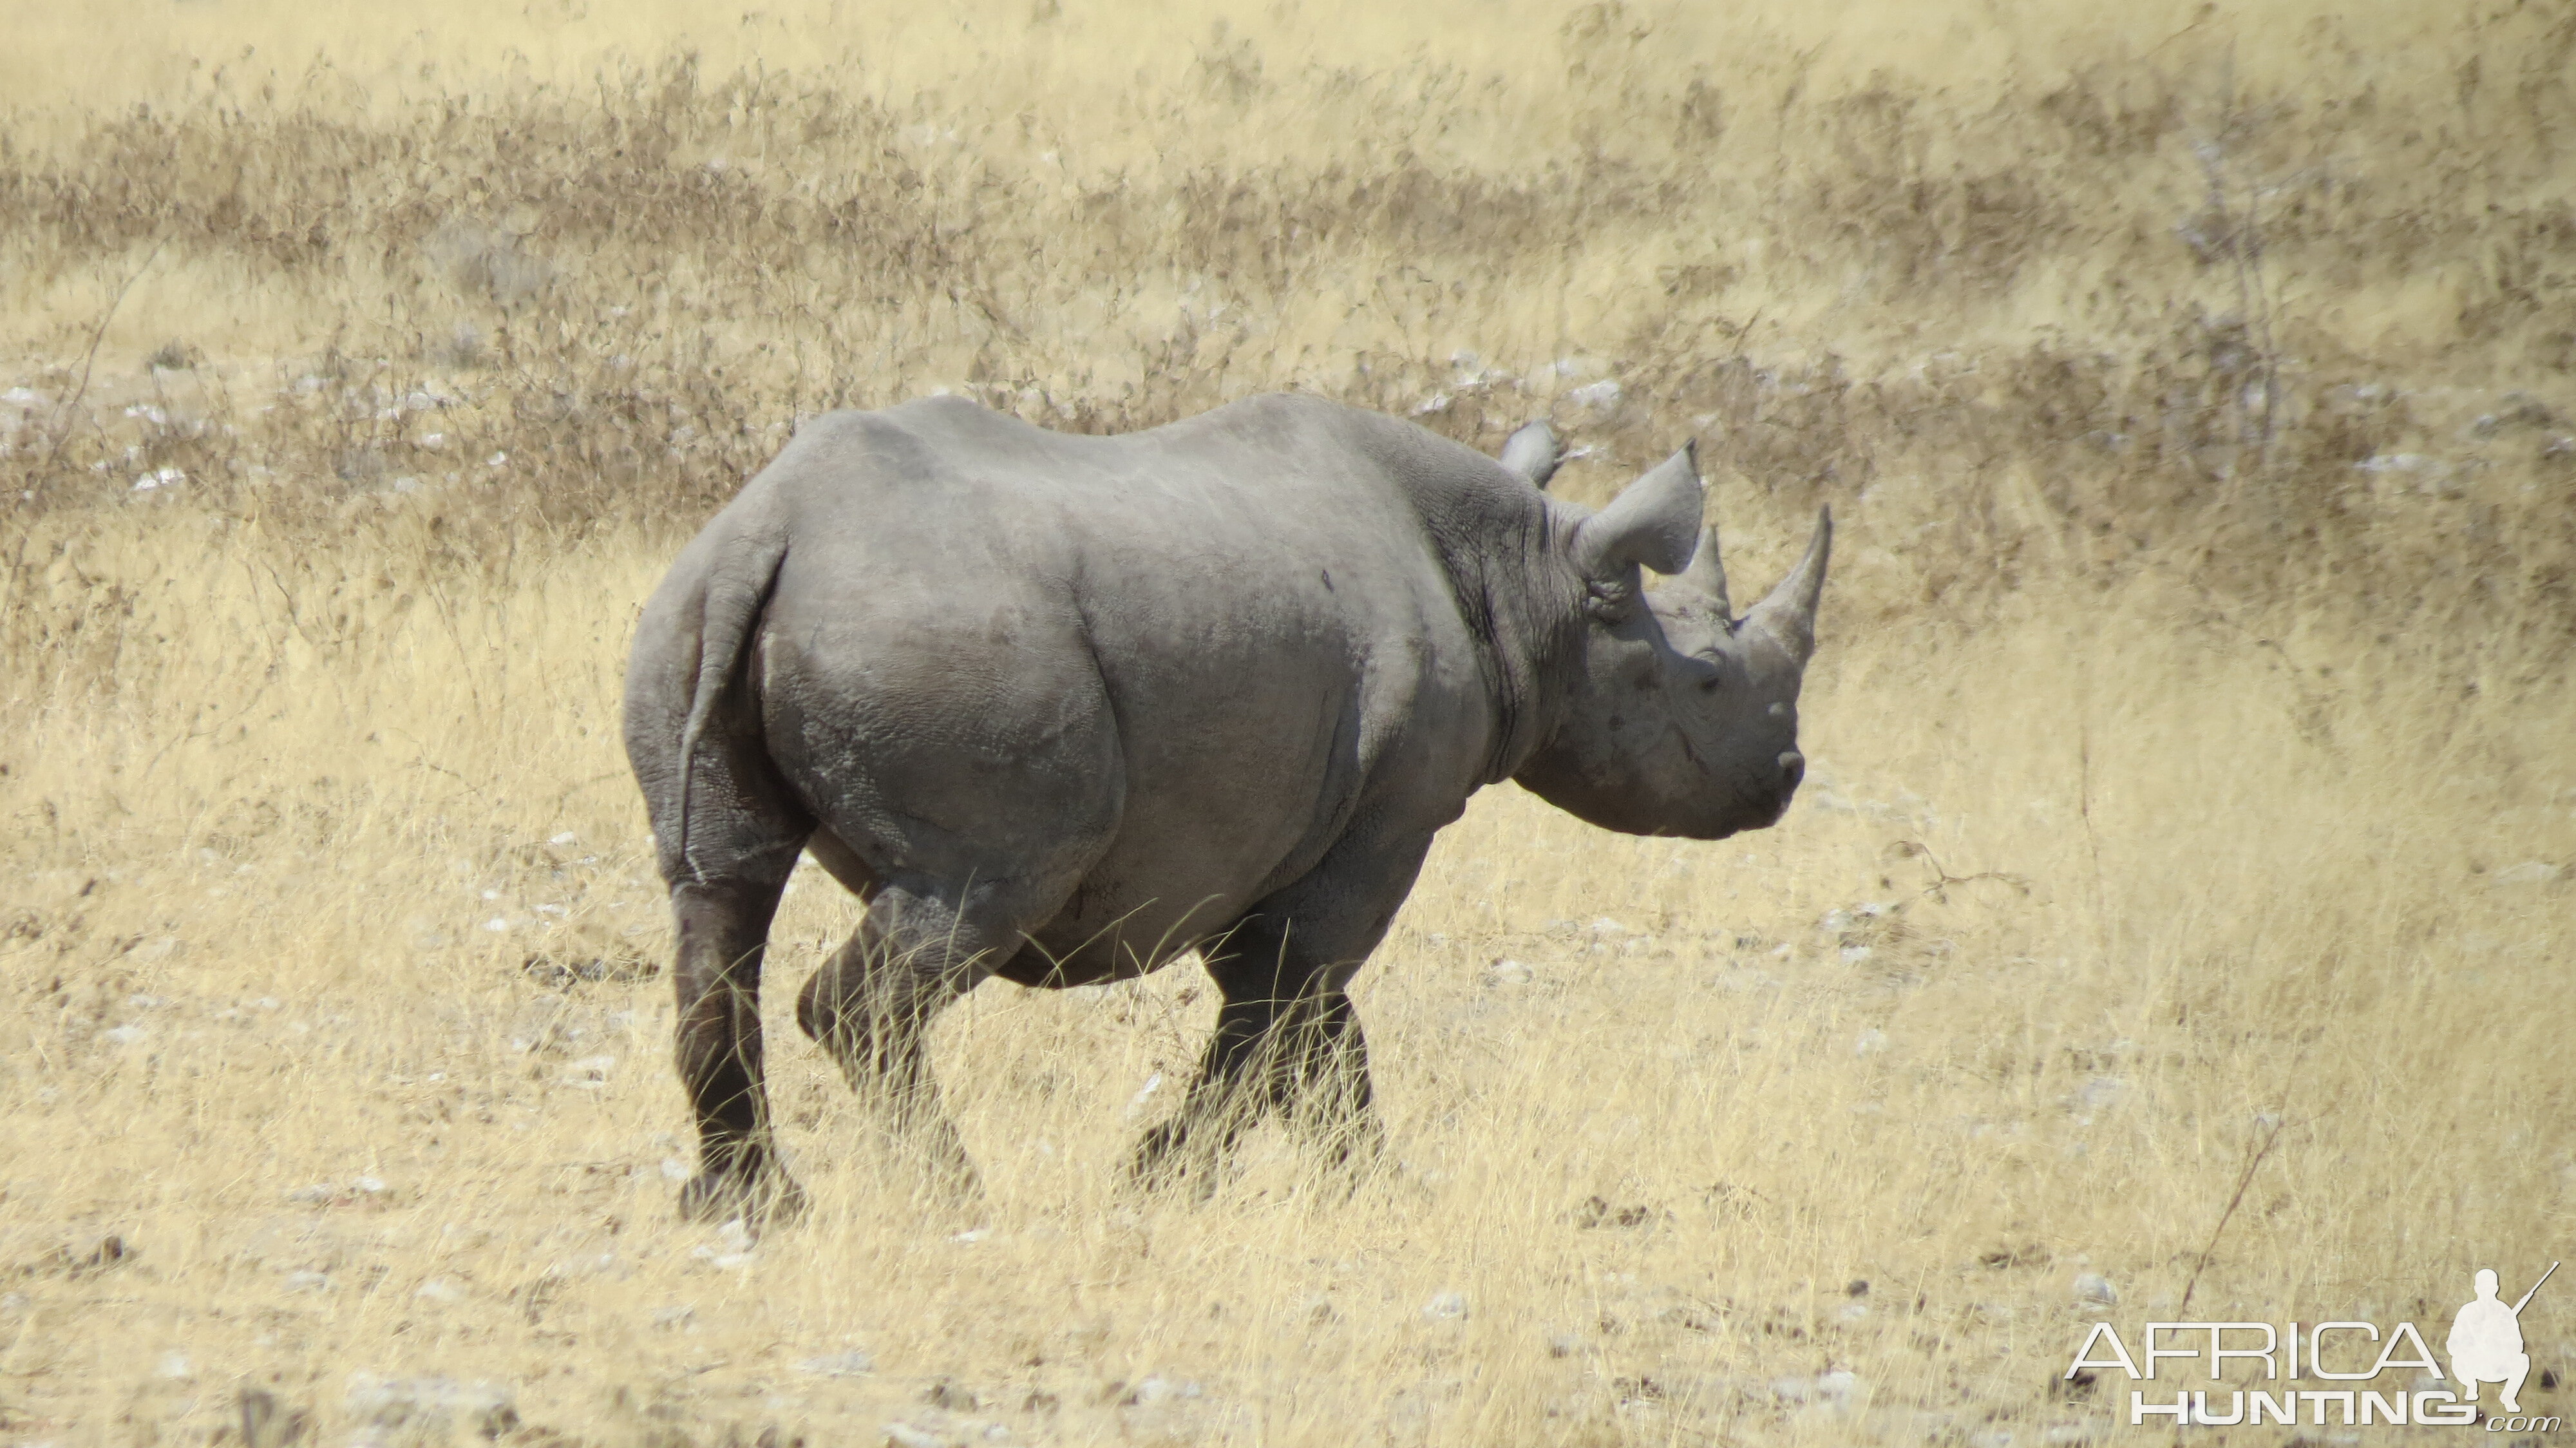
622;393;1830;1220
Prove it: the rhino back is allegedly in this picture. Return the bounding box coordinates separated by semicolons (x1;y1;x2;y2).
740;394;1533;969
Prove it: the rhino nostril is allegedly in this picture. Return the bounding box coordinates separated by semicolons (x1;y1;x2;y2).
1778;751;1805;790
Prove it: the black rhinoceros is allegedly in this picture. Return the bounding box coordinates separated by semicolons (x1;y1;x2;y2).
623;392;1829;1217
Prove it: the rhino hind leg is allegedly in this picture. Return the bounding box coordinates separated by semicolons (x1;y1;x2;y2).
797;875;1054;1198
670;873;806;1224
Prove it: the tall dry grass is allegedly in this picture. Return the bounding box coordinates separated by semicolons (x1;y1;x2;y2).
3;2;2571;1445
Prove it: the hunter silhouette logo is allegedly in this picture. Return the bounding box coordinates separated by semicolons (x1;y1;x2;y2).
2067;1260;2563;1429
2452;1262;2555;1414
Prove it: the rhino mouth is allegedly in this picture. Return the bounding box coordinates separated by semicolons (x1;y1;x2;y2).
1667;730;1801;834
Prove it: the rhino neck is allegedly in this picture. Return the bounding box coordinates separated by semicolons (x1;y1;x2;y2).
1425;491;1589;788
1504;500;1683;821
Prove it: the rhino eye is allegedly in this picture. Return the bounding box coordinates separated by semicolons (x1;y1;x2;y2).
1698;671;1725;692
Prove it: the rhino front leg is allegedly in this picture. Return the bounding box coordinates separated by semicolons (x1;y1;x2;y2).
670;876;804;1223
1130;931;1380;1190
1273;987;1386;1169
1128;967;1305;1190
1131;829;1430;1188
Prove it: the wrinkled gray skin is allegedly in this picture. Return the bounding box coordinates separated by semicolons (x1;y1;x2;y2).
623;393;1830;1219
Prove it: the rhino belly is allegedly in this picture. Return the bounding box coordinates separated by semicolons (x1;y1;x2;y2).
998;740;1356;987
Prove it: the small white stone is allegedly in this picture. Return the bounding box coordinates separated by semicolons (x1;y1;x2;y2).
345;1375;515;1438
1123;1072;1164;1119
795;1348;874;1377
1853;1029;1890;1056
157;1350;193;1380
283;1270;332;1292
102;1024;147;1046
415;1279;465;1302
561;1056;616;1089
2074;1272;2119;1305
1772;1371;1859;1409
2071;1076;2129;1112
1423;1290;1470;1321
549;832;578;846
1130;1375;1201;1404
661;1157;691;1181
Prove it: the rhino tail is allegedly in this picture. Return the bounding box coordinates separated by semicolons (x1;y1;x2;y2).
674;532;789;884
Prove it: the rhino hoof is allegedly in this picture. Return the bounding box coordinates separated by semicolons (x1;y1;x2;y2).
1128;1130;1234;1202
678;1169;807;1224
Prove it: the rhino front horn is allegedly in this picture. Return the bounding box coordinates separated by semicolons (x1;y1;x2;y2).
1746;506;1832;663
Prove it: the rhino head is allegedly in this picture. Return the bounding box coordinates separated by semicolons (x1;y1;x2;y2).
1513;439;1830;839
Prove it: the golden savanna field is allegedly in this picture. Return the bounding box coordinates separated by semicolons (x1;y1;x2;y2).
3;0;2571;1443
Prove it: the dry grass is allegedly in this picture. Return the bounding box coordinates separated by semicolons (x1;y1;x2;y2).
3;2;2572;1445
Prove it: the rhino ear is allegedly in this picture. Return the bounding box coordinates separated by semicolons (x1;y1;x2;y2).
1572;443;1704;582
1500;420;1560;490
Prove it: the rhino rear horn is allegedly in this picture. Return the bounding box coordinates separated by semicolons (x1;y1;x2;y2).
1571;443;1704;581
1675;524;1731;616
1745;506;1832;663
1500;420;1561;489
